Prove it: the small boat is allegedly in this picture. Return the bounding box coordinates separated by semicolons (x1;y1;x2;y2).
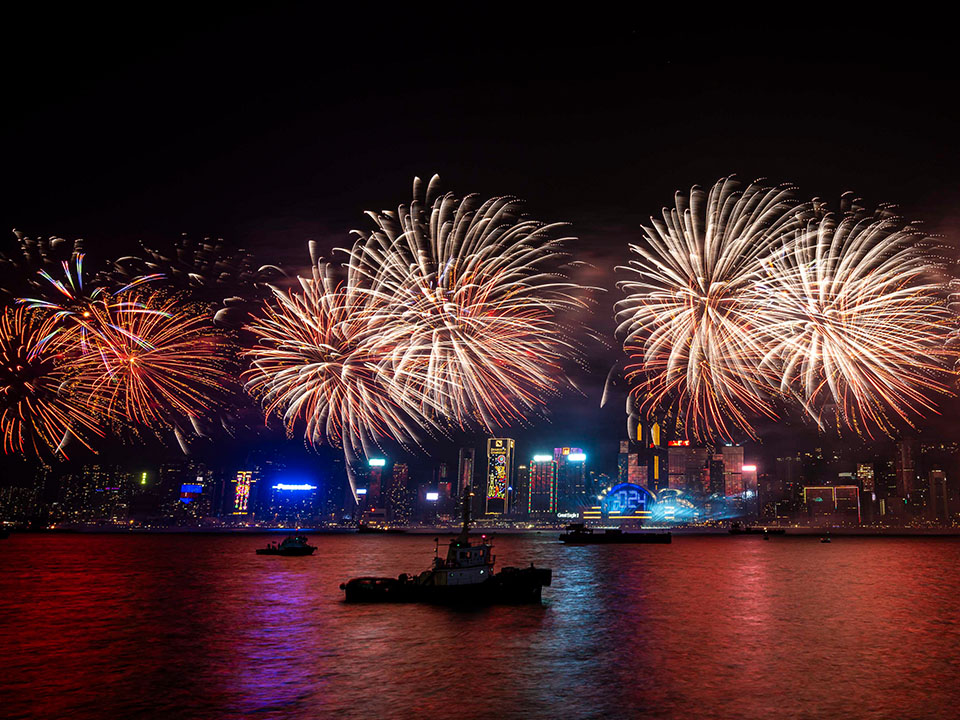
820;536;832;544
256;535;317;556
340;489;551;604
559;523;672;544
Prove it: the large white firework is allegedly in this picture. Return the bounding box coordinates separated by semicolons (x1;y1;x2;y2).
753;199;957;436
244;253;434;463
616;177;805;442
343;175;591;432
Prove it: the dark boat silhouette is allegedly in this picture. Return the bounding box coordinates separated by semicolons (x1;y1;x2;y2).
340;488;551;604
256;535;317;556
559;523;672;544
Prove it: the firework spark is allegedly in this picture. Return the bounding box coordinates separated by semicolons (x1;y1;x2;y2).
616;177;805;442
0;306;102;457
344;175;591;432
754;199;957;436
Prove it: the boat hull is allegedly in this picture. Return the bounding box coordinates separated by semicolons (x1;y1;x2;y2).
341;567;552;605
256;547;316;556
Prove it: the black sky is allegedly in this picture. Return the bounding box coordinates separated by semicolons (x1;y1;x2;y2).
3;5;959;475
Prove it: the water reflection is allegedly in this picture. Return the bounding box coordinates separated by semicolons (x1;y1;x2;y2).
2;534;960;719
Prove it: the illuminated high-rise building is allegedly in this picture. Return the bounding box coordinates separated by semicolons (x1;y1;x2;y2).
485;438;515;515
742;464;757;495
617;440;631;484
231;470;257;517
267;481;320;523
667;444;709;494
367;457;387;507
529;455;558;516
895;437;917;499
720;446;744;496
554;447;586;512
513;464;530;518
928;470;949;523
457;447;475;497
386;463;411;524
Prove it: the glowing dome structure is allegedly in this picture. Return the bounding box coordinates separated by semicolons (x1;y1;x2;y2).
583;483;701;526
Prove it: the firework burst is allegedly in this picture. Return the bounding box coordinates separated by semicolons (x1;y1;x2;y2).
754;200;958;437
71;292;232;431
616;177;805;442
245;258;432;464
344;175;591;432
0;306;102;457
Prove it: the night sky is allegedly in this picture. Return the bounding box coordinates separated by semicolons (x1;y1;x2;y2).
3;6;958;476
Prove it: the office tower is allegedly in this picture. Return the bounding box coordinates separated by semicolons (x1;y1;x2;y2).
554;447;586;512
485;438;515;515
667;443;710;494
457;447;476;497
895;437;917;499
367;458;387;507
929;470;949;523
720;446;744;496
529;455;559;516
386;463;411;524
742;464;757;494
513;464;530;518
708;456;725;496
267;481;320;523
433;462;454;517
617;440;631;484
231;470;257;517
856;463;875;492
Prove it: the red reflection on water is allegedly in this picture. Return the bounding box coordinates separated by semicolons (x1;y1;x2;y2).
2;534;960;719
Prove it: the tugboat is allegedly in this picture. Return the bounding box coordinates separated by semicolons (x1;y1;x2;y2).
256;535;317;556
559;523;672;544
340;489;551;604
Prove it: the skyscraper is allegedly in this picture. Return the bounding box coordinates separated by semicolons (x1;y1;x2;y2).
667;444;709;494
895;438;917;499
554;447;586;512
529;455;558;516
929;470;949;523
457;447;475;497
386;463;411;524
485;438;515;515
720;446;744;496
